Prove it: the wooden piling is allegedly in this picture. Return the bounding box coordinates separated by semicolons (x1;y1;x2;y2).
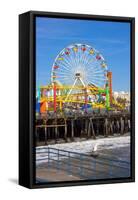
64;119;67;141
96;119;99;135
124;117;129;133
116;120;120;133
87;121;91;139
55;119;58;143
120;117;124;135
44;127;47;145
71;119;74;141
110;120;113;135
90;118;96;139
104;118;108;137
85;119;88;135
128;119;131;130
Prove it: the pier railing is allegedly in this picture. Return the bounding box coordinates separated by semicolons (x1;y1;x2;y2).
36;147;130;180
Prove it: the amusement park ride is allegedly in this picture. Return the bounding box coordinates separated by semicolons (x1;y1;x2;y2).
36;44;123;115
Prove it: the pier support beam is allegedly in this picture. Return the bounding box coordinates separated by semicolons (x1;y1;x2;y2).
96;119;99;135
71;119;74;141
54;118;58;143
87;121;91;139
104;118;108;137
55;126;58;143
110;120;113;135
44;127;47;145
87;118;96;139
124;117;129;133
120;117;124;135
85;119;88;135
64;119;67;142
90;118;96;139
128;119;131;131
116;120;120;134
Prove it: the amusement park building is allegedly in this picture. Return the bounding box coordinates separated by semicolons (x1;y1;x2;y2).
113;91;130;101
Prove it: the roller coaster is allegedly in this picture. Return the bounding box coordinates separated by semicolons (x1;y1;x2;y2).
36;44;124;115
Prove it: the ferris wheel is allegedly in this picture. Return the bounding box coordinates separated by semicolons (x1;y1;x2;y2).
51;44;108;88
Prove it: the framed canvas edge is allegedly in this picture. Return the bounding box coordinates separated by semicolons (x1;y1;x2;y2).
19;11;135;189
19;12;32;188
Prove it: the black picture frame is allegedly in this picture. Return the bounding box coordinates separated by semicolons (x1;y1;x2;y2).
19;10;135;189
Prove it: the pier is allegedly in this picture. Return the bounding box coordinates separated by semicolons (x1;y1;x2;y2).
35;112;130;146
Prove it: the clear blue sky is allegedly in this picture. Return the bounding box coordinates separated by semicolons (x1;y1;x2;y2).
36;16;130;92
